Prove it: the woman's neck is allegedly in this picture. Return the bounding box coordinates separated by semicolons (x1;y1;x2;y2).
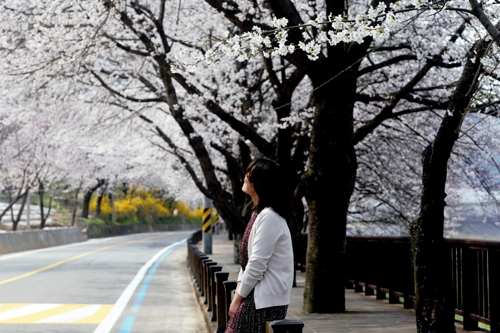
251;193;259;206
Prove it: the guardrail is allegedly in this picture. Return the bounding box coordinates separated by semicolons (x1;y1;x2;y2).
187;230;303;333
344;236;500;333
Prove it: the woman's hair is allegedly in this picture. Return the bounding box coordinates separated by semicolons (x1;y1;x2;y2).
246;158;294;221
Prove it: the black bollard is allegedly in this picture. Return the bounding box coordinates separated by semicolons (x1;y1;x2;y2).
209;265;223;321
265;319;304;333
223;280;237;325
204;261;218;307
215;272;229;332
200;258;212;296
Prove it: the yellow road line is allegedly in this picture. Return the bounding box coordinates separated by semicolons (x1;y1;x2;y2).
0;304;113;324
73;304;112;324
0;304;27;312
0;233;171;286
17;304;79;324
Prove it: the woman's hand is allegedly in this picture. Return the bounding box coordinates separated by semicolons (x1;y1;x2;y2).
228;291;244;317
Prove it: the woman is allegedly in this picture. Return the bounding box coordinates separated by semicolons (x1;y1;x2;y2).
226;158;294;333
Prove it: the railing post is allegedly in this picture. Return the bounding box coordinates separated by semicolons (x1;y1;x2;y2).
195;253;207;290
215;272;230;333
462;246;479;330
489;249;500;333
364;242;375;297
188;245;199;277
200;258;212;297
205;261;218;307
403;264;414;309
197;254;208;287
388;289;399;304
376;286;386;300
187;244;192;270
209;265;223;321
223;280;238;326
365;284;374;296
265;319;304;332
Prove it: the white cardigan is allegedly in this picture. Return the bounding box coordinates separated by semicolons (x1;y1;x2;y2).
237;207;294;309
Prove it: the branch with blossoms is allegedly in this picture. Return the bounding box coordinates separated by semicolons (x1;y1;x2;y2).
172;0;450;71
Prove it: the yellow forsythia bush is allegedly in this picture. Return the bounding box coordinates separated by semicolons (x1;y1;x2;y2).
89;187;200;224
174;201;203;219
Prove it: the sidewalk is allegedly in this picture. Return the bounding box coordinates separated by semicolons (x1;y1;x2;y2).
195;233;480;333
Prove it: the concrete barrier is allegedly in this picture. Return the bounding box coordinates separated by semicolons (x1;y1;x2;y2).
86;223;201;239
0;228;86;255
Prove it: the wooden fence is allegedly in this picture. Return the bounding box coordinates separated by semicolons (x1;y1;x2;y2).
345;236;500;332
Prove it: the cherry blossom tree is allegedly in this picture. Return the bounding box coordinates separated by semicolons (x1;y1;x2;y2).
0;68;202;230
2;0;500;324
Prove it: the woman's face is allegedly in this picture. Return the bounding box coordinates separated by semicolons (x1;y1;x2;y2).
242;172;256;196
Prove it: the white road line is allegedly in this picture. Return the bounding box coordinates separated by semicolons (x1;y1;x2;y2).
93;238;186;333
36;304;101;323
0;304;62;322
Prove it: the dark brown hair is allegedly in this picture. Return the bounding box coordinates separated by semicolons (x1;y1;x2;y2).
246;158;293;221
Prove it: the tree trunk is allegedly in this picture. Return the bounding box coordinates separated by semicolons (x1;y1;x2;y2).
38;179;47;229
156;65;246;232
96;182;108;217
0;191;25;223
303;63;359;313
72;180;83;226
411;37;488;333
12;190;28;231
40;196;52;230
96;194;103;216
81;179;105;219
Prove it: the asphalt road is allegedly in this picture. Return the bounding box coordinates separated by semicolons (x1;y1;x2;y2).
0;231;205;333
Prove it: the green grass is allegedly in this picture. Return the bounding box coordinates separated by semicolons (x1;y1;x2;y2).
82;218;108;226
455;314;490;331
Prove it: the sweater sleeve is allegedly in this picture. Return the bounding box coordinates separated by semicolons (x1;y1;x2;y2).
238;210;284;298
237;267;243;282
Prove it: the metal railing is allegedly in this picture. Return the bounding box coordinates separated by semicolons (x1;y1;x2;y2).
187;230;303;333
344;236;500;333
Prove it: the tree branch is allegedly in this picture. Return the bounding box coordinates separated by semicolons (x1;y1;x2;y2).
425;56;461;68
159;0;167;25
138;74;160;94
358;54;417;77
369;44;412;52
91;70;164;103
469;0;500;47
202;0;272;32
402;94;449;108
154;126;212;198
356;93;387;104
105;34;150;57
165;34;206;54
211;142;245;175
353;22;468;144
205;100;275;157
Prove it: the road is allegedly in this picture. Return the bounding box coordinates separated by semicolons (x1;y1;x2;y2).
0;231;205;333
